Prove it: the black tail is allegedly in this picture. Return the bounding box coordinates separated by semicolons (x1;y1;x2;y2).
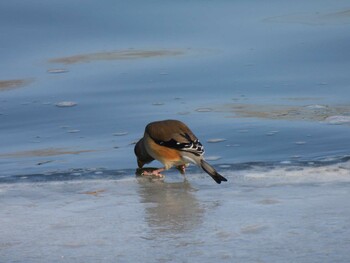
200;160;228;184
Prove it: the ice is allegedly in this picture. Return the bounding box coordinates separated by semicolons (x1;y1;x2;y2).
1;161;350;262
305;104;327;109
47;69;69;74
195;108;213;112
324;115;350;125
295;141;307;145
55;101;77;107
205;155;222;161
206;138;227;143
265;130;279;136
240;160;350;184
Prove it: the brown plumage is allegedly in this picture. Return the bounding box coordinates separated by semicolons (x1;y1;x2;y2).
134;119;228;184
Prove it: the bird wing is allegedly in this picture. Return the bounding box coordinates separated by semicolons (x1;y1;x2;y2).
146;120;204;156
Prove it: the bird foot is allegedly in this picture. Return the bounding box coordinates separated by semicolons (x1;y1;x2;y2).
139;168;165;177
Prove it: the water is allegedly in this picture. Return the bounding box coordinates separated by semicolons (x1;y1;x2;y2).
1;0;350;262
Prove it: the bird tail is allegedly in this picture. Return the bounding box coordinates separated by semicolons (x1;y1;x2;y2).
200;159;228;184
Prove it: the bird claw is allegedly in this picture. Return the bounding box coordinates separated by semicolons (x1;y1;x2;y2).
136;168;165;178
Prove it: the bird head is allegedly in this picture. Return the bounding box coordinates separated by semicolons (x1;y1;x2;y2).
134;138;154;168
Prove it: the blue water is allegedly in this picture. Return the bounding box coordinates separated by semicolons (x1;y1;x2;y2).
1;1;350;262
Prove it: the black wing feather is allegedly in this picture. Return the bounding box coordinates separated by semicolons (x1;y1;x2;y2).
152;133;204;156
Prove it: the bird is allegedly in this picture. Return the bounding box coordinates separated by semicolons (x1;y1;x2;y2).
134;119;228;184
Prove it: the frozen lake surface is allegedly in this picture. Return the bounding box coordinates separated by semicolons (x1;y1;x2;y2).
1;0;350;262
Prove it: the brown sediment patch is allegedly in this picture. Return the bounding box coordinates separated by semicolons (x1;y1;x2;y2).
80;189;106;196
320;9;350;20
264;8;350;25
219;103;350;122
0;148;96;158
281;97;323;101
240;224;269;234
257;198;280;205
48;49;186;65
0;241;22;249
0;79;34;92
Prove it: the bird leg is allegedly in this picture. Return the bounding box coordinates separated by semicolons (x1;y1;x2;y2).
176;164;186;175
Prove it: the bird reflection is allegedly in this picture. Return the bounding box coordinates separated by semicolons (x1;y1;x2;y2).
136;177;204;234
